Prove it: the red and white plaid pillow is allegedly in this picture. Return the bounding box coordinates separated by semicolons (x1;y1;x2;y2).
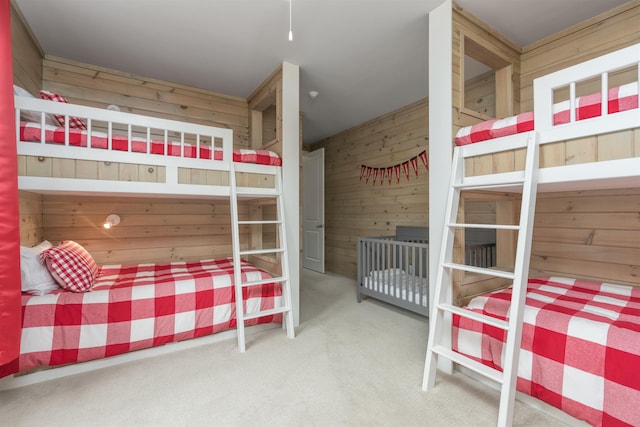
41;240;99;292
39;90;88;130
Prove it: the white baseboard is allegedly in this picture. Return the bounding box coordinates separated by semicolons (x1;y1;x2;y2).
0;323;279;391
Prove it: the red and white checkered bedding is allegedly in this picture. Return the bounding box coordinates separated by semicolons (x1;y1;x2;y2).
455;82;639;146
0;257;282;378
19;121;282;166
452;276;640;426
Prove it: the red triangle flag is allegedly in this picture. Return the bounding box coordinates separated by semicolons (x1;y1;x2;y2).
360;165;366;181
386;167;393;184
394;165;401;183
419;150;428;170
372;168;379;185
365;166;373;183
402;161;410;181
411;156;419;177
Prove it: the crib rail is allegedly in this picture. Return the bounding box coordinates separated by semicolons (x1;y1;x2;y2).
465;243;496;268
357;235;429;316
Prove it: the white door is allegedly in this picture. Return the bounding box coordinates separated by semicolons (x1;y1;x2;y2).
302;148;325;273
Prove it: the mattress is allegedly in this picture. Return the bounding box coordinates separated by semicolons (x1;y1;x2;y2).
363;268;428;306
19;121;282;166
452;276;640;426
0;257;281;378
455;82;638;146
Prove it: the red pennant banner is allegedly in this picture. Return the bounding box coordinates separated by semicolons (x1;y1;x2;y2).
359;149;429;185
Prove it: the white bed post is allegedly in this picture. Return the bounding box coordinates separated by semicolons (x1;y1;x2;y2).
282;61;300;326
428;0;453;375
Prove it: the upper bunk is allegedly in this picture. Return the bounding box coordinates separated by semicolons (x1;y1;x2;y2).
455;42;640;193
14;92;283;200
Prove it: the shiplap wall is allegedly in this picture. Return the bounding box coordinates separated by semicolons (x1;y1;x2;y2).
18;191;42;247
520;1;640;287
310;99;429;278
38;194;249;265
42;56;250;148
10;4;41;96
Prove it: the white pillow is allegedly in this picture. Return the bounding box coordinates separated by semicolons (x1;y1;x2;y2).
20;240;60;296
13;85;57;126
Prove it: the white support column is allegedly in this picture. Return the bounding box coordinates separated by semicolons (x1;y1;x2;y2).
282;61;300;326
428;0;453;374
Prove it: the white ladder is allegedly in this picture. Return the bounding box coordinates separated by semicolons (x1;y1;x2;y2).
229;163;295;352
422;132;539;427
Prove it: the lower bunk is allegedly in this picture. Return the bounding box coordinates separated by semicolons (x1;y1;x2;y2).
452;276;640;427
0;242;283;383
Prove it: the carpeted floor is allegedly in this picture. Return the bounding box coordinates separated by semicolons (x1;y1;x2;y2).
0;269;574;426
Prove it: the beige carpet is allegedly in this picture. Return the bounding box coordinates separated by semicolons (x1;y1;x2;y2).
0;269;572;426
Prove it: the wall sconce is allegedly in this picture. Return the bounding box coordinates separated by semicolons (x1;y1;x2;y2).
103;214;121;229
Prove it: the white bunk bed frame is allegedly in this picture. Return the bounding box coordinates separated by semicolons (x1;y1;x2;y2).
4;94;295;389
425;42;640;427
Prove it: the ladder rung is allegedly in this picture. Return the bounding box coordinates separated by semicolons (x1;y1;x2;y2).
448;223;520;231
235;188;279;197
241;276;287;288
437;303;509;330
239;248;285;256
237;220;282;225
455;177;525;191
442;263;515;280
431;345;504;384
242;306;291;321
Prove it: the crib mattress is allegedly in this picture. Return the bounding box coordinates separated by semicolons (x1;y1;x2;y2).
0;257;281;378
455;82;638;146
19;121;282;166
453;276;640;426
363;268;428;306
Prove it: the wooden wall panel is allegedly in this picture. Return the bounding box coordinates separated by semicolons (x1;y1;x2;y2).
18;191;42;247
38;194;251;266
10;3;42;95
310;99;429;278
42;56;250;148
530;189;640;287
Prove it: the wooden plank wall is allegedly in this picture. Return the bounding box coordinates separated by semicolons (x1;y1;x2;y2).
38;194;252;266
519;1;640;287
10;3;42;95
42;56;250;149
18;191;42;247
310;99;429;278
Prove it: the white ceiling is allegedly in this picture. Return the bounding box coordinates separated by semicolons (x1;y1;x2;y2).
13;0;631;144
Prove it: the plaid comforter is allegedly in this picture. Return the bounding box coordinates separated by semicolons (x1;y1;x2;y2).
0;258;281;378
19;121;282;166
455;82;638;146
452;276;640;426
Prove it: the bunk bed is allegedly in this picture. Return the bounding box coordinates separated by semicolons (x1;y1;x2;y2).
1;88;294;384
445;43;640;426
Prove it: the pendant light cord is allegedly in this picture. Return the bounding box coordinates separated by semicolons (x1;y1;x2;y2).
288;0;293;41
